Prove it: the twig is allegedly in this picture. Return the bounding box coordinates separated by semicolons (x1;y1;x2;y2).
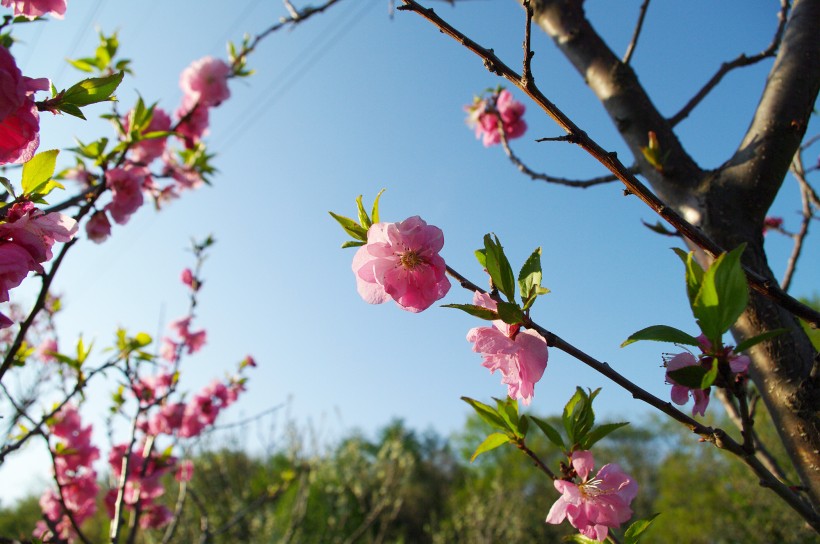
782;151;815;291
45;437;93;544
109;412;141;543
160;479;188;544
399;0;820;329
443;264;820;531
622;0;651;65
201;403;285;435
669;0;790;126
501;130;623;188
521;0;535;88
514;437;556;479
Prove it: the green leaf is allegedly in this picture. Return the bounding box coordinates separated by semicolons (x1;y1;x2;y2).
474;249;487;269
583;421;629;449
530;416;566;450
66;57;97;73
61;71;124;106
667;364;708;389
672;247;703;308
562;388;585;444
496;301;524;325
495;397;519;434
483;234;516;302
329;211;368;241
0;176;15;197
624;513;660;544
518;247;543;302
371;188;385;224
562;534;598;544
21;149;59;195
470;432;511;462
355;194;371;230
461;397;508;432
734;328;788;353
442;303;499;321
694;244;748;339
621;325;700;348
133;332;152;348
55;102;86;120
701;361;719;389
340;240;366;249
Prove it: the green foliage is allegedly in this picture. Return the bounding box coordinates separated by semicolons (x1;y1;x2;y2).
329;190;384;247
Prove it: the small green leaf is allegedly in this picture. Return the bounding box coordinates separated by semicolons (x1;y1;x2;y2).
55;102;86;120
133;332;152;348
621;325;700;348
667;365;708;389
624;513;660;544
701;361;719;389
562;534;598;544
470;432;511;463
371;188;385;224
496;301;524;325
495;397;519;434
583;421;629;449
355;194;371;230
474;248;487;269
672;248;703;308
21;149;59;195
66;57;97;73
329;211;368;241
461;396;508;432
0;176;15;197
340;240;366;249
518;247;543;302
442;303;499;321
734;328;788;353
61;71;124;106
483;234;516;302
695;244;748;338
530;416;565;450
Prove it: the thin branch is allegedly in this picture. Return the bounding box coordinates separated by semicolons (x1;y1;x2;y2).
782;151;816;291
200;403;285;435
622;0;651;65
108;411;141;543
398;0;820;329
669;0;790;126
521;0;535;88
501;129;623;188
160;480;188;544
443;264;820;531
515;437;556;479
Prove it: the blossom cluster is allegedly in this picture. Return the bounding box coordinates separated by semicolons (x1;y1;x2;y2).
464;88;527;147
547;450;638;541
1;0;66;19
0;201;78;327
0;44;49;165
34;404;100;542
665;334;750;417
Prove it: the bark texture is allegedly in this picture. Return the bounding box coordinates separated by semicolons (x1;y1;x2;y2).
523;0;820;508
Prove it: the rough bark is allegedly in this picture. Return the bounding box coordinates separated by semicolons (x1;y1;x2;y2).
523;0;820;508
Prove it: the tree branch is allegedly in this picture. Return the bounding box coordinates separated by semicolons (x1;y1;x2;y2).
621;0;651;65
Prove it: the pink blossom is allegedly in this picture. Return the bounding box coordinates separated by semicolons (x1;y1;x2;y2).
1;0;67;19
84;210;111;243
180;267;195;288
124;106;171;164
174;102;209;148
179;56;231;108
762;216;783;234
0;46;48;164
163;150;204;190
546;450;638;541
0;242;41;303
160;337;179;362
466;291;547;405
34;337;58;362
105;164;146;225
666;352;710;417
352;216;450;312
464;89;527;147
168;315;207;354
0;201;78;263
175;459;194;482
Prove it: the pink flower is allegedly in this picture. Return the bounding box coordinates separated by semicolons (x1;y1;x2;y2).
1;0;67;19
85;210;111;243
466;292;548;405
35;337;58;362
124;107;171;164
179;56;231;108
180;267;195;288
167;316;207;354
763;216;783;234
0;242;40;303
546;450;638;541
105;164;146;225
0;46;48;164
0;201;78;263
464;89;527;147
174;102;209;148
352;216;450;312
666;352;710;417
175;459;194;482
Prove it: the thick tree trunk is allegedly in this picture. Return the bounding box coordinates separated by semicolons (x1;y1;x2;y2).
523;0;820;508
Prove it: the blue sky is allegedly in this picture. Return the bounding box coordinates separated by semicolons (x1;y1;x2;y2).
1;0;817;502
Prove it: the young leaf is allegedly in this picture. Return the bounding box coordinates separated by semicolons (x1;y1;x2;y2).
530;416;566;450
667;365;708;389
483;234;516;302
624;513;660;544
470;432;511;463
355;194;371;230
340;240;366;249
0;176;16;197
672;247;703;308
61;71;124;106
701;361;719;389
621;325;700;348
695;244;748;337
371;188;385;224
442;303;499;321
329;211;368;241
461;397;508;432
495;397;519;434
496;301;524;325
582;421;629;449
474;249;487;269
734;328;788;353
562;534;598;544
518;247;544;301
21;149;59;195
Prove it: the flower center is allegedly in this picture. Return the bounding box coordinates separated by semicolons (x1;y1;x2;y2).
578;477;606;498
398;250;423;270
